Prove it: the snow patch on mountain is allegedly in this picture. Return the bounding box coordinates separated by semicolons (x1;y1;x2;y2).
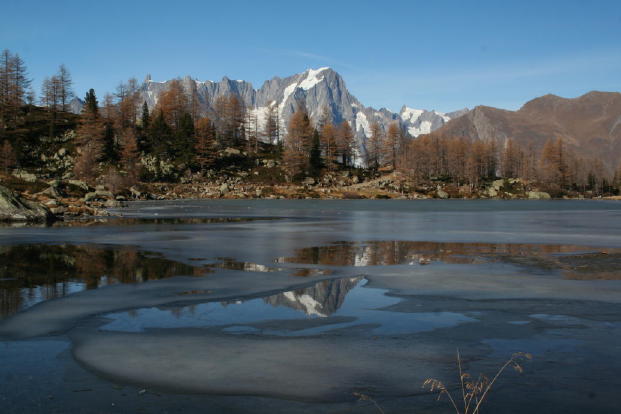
356;111;371;137
298;67;329;90
400;107;425;124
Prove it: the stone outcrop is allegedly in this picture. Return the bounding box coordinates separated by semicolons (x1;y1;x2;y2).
0;185;53;222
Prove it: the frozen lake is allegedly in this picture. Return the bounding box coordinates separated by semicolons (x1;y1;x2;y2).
1;199;621;413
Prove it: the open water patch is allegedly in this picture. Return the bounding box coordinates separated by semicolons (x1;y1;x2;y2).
0;244;208;318
101;278;477;336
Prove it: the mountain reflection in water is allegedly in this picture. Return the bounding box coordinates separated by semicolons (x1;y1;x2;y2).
102;277;475;336
0;244;205;318
276;241;621;279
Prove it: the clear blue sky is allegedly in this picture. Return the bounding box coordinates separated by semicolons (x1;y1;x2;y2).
2;0;620;112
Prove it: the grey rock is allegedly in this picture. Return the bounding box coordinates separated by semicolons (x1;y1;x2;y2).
0;185;53;222
84;191;114;202
436;189;449;199
223;147;241;156
528;191;552;200
12;170;37;183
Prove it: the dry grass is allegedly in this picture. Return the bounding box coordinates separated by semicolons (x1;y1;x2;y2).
422;350;532;414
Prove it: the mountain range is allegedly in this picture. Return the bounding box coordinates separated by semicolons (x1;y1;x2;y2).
420;91;621;172
71;67;466;161
69;68;621;172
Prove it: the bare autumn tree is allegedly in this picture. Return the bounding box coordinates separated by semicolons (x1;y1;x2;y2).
335;120;355;167
446;136;468;184
501;138;523;178
245;109;259;154
382;121;401;170
57;64;73;112
539;138;568;189
214;94;245;147
40;76;61;112
366;121;383;169
320;121;337;170
119;127;140;182
74;89;105;183
262;103;281;147
194;117;217;171
156;79;189;130
0;50;30;127
283;105;313;177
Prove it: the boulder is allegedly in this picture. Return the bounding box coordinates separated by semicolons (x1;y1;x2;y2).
84;190;114;202
436;189;449;199
129;186;143;199
528;191;552;200
302;177;316;186
492;179;505;191
0;185;53;222
67;180;90;191
223;147;241;156
11;170;37;183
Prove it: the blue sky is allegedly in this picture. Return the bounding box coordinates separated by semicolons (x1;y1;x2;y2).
2;0;620;112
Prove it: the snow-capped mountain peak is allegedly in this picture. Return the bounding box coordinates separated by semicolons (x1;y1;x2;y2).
72;67;469;165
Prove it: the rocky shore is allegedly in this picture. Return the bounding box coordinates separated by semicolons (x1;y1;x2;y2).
2;162;612;223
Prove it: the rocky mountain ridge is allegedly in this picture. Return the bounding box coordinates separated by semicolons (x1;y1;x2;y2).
71;68;467;163
421;91;621;172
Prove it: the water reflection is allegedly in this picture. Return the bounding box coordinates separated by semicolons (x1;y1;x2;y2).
0;244;206;318
0;216;279;228
276;241;621;278
102;278;476;336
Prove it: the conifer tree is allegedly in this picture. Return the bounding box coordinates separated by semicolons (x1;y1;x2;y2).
74;89;105;182
309;129;322;177
57;64;73;112
148;109;173;158
382;122;401;169
141;101;150;129
195;117;217;171
283;106;313;177
366;121;382;169
320;121;337;170
336;121;355;167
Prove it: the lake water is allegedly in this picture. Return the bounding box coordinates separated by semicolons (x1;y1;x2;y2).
1;199;621;413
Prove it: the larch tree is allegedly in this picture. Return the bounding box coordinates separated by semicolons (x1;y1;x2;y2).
382;122;401;170
262;103;281;150
320;121;337;170
283;106;313;177
501;138;523;178
539;138;568;189
57;64;73;112
214;94;246;147
336;120;355;167
245;109;259;154
194;117;217;171
158;79;189;130
119;127;140;182
0;50;30;127
74;89;105;183
366;121;383;169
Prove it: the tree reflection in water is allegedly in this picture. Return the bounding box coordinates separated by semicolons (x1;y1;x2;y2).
0;244;205;318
